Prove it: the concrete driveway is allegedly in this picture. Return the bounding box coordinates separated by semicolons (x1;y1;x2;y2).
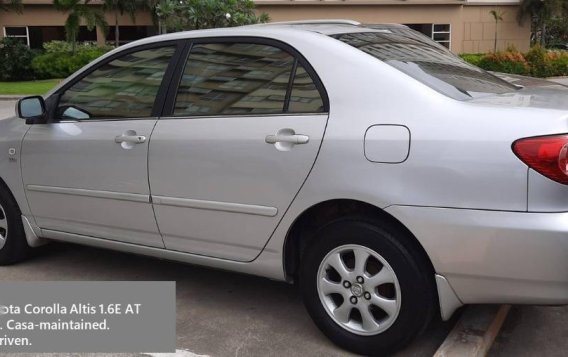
490;305;568;356
0;100;16;120
0;242;455;357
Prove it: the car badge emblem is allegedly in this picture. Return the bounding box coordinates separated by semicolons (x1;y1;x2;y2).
8;148;16;162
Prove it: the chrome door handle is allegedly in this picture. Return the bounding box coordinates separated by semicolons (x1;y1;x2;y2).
115;131;146;150
265;134;309;145
115;135;146;144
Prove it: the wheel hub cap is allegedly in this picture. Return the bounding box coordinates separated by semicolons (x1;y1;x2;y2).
351;283;364;297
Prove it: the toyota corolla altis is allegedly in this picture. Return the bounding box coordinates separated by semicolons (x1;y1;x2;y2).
2;20;568;355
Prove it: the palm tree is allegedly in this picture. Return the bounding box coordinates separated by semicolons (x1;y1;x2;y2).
0;0;22;12
154;0;177;34
104;0;148;47
53;0;108;53
489;10;504;52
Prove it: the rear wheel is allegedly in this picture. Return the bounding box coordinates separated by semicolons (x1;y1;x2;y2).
0;187;29;265
300;217;436;355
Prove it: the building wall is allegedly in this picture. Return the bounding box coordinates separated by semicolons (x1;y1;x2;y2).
256;3;531;53
462;5;529;53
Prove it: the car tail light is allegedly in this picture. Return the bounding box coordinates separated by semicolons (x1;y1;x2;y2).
513;134;568;185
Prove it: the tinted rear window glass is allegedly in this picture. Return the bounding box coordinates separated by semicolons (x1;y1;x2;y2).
334;29;518;100
174;43;295;116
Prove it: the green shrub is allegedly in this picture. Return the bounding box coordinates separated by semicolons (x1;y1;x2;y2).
459;53;484;67
525;45;555;77
0;37;37;81
549;53;568;76
43;41;112;54
477;51;530;75
461;45;568;78
42;40;74;54
32;41;110;79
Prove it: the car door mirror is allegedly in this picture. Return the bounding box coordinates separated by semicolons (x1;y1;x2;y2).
17;96;46;123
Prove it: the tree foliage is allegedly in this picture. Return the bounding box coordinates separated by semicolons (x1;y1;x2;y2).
0;37;35;81
53;0;108;52
0;0;22;13
544;16;568;45
154;0;269;33
104;0;149;46
517;0;568;46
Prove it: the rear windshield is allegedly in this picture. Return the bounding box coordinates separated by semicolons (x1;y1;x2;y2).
333;29;518;100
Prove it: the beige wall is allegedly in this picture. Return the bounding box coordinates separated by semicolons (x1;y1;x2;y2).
462;5;529;52
256;3;531;53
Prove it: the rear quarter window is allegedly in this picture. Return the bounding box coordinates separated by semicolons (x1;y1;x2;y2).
334;29;518;100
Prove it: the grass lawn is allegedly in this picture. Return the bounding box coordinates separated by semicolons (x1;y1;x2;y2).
0;79;62;95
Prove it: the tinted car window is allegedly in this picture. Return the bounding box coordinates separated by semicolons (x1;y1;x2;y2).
56;47;175;120
173;43;295;116
334;29;518;100
288;64;325;113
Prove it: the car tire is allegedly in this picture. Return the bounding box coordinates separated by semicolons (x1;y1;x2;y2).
300;216;436;356
0;186;30;265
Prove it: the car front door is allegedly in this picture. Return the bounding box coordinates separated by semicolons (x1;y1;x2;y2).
21;43;181;247
149;39;329;261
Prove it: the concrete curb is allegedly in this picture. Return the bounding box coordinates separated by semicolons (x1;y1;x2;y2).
547;77;568;86
0;95;22;100
433;305;511;357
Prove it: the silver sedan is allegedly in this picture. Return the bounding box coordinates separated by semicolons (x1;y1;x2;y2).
2;20;568;355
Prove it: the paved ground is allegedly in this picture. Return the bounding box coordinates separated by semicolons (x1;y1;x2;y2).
489;305;568;357
0;100;16;120
548;77;568;86
0;242;455;357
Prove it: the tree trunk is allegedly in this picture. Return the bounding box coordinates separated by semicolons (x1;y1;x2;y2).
494;21;498;52
115;11;119;47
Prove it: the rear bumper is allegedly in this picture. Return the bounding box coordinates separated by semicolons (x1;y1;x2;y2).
386;206;568;306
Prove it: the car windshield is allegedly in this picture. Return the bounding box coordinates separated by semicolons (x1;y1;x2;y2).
333;28;518;100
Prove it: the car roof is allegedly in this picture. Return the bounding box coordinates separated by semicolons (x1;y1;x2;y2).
123;20;409;48
246;20;409;35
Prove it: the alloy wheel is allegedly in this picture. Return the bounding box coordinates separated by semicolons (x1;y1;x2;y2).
0;202;7;249
317;244;401;335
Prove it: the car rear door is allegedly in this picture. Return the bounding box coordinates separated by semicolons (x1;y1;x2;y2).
149;38;329;261
21;41;183;247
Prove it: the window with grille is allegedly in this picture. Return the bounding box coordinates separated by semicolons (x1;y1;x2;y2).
4;27;29;46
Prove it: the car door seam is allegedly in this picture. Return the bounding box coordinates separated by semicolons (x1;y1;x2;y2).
147;117;165;246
